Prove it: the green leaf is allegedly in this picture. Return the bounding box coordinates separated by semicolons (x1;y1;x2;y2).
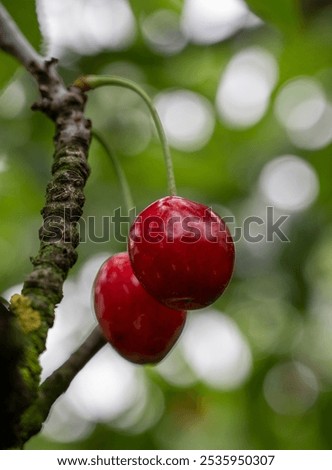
244;0;302;34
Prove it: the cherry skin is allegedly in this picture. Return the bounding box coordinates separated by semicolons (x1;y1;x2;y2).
93;252;186;365
128;196;235;310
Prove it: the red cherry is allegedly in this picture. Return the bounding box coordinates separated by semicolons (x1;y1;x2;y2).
128;196;235;310
93;252;186;364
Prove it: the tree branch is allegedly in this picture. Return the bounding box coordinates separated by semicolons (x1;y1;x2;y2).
21;327;106;442
0;3;94;448
0;3;44;73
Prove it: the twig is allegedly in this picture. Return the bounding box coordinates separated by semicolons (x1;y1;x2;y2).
0;3;44;73
21;327;106;442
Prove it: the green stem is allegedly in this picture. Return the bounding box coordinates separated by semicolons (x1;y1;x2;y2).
74;75;177;196
92;129;134;215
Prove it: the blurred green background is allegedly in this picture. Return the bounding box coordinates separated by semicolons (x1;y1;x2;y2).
1;0;332;450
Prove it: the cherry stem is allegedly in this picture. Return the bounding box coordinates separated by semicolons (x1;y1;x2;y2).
73;75;177;196
92;129;134;216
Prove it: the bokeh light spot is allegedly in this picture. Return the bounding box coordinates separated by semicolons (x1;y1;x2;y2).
216;47;278;128
38;0;136;57
289;104;332;150
156;347;197;387
155;90;215;151
141;10;187;55
42;395;95;443
259;155;319;212
275;77;326;132
181;0;250;45
66;346;146;422
181;310;252;389
263;362;319;415
114;380;165;434
274;77;332;150
84;0;136;52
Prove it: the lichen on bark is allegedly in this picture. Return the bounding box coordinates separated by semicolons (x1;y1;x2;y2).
10;294;41;333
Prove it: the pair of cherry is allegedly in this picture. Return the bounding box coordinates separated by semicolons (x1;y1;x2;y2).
76;74;235;364
93;195;235;365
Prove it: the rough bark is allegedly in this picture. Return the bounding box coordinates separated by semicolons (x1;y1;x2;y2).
0;3;105;448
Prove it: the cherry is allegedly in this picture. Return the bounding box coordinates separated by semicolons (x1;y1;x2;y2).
93;252;186;364
128;196;235;310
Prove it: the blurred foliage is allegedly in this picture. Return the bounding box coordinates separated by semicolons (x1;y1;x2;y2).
245;0;303;33
1;0;332;451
